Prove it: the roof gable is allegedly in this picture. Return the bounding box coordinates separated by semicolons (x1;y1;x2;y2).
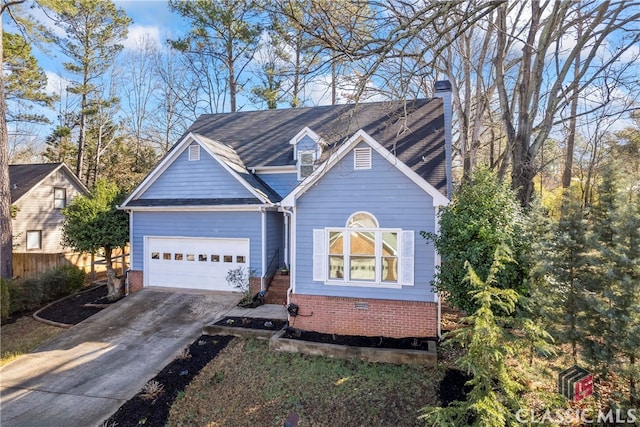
9;163;88;203
281;130;449;207
120;133;280;208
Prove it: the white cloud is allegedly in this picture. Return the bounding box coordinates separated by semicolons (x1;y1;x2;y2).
45;71;70;96
122;25;162;51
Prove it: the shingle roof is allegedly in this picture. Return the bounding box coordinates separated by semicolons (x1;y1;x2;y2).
9;163;62;203
184;99;447;196
194;134;282;202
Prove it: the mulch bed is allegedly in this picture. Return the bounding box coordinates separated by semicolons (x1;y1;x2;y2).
35;285;122;325
282;327;436;351
214;316;287;330
105;335;234;427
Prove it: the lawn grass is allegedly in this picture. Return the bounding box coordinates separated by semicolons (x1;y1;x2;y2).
0;316;65;366
168;337;443;427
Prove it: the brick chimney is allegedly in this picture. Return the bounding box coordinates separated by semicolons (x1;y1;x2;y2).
434;80;453;199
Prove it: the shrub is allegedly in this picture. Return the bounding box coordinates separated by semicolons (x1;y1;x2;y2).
6;265;86;316
1;278;10;322
423;167;531;314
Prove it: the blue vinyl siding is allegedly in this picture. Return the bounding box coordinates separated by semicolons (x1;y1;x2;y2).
296;135;317;151
258;173;298;197
265;210;284;272
294;142;437;302
131;211;263;275
141;143;254;199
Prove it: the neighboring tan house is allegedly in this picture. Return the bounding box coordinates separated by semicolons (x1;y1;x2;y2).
120;81;453;339
10;163;89;273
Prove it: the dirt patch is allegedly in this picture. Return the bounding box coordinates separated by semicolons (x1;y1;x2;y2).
106;335;234;427
35;285;121;325
282;327;436;351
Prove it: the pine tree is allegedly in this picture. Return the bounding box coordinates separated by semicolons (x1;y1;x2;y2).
420;246;526;426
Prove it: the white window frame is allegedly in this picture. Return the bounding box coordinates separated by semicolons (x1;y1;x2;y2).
188;145;200;161
54;187;66;209
26;230;42;250
297;149;316;180
313;212;414;289
325;227;402;287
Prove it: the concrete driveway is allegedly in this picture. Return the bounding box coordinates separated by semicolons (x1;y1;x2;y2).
0;288;240;427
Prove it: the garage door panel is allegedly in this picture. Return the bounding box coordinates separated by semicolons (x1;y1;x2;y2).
146;237;250;291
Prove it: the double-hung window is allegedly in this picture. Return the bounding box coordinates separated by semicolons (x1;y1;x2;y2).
54;187;66;209
315;212;414;287
297;150;316;180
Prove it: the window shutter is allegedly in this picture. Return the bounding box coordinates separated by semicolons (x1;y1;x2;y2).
313;229;326;281
354;148;372;170
401;230;414;286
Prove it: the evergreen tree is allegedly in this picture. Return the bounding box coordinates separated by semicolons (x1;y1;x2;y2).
583;164;640;403
534;192;590;363
48;0;131;183
420;246;526;426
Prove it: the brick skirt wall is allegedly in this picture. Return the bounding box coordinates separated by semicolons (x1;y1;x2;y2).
288;294;438;338
127;270;143;293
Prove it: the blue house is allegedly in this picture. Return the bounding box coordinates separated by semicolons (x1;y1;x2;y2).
120;81;452;338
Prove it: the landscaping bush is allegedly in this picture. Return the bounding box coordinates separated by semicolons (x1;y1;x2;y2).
6;265;86;316
1;278;9;322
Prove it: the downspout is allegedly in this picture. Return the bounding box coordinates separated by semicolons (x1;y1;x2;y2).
260;207;266;291
281;207;294;305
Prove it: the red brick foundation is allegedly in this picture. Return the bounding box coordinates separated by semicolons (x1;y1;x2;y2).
249;277;262;295
288;294;438;338
127;270;143;293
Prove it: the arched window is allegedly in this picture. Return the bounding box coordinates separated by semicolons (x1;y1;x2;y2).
347;212;378;228
321;212;408;286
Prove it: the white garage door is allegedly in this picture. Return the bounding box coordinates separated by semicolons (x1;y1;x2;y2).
145;237;250;291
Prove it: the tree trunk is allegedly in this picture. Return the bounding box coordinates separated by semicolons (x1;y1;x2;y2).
0;15;13;279
76;92;87;183
562;13;583;189
104;246;122;300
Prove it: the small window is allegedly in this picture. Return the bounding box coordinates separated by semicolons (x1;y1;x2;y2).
298;150;315;179
199;254;207;261
54;187;66;209
211;255;220;262
354;148;372;170
236;256;246;263
174;253;183;261
223;255;233;263
163;253;171;260
188;145;200;161
151;252;160;259
26;230;42;250
186;254;195;261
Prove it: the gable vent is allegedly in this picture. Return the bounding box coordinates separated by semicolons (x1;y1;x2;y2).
354;148;372;170
188;145;200;161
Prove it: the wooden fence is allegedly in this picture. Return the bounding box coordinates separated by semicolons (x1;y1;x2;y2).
13;247;129;280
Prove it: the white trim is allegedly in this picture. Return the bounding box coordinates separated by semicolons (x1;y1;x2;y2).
290;207;297;294
320;226;403;287
289;127;325;159
250;165;297;174
123;205;267;212
281;129;449;207
297;149;316;181
129;211;134;268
